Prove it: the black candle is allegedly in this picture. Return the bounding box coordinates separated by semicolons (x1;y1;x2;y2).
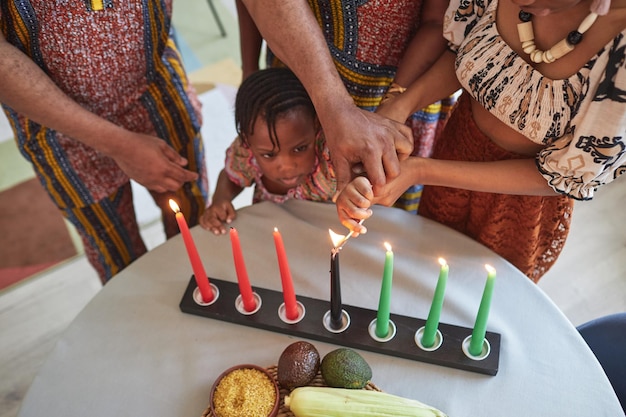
330;248;343;329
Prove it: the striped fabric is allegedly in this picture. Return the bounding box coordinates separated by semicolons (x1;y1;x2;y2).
0;0;207;281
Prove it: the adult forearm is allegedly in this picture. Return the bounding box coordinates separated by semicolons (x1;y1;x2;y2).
236;0;263;78
0;36;124;156
393;0;449;87
393;22;447;87
1;34;200;193
240;0;355;116
410;157;558;196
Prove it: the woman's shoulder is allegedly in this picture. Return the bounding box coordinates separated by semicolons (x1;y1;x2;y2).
446;0;496;22
444;0;497;48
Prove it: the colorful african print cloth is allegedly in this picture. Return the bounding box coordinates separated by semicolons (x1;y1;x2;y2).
446;0;626;200
269;0;457;212
0;0;208;281
0;0;208;209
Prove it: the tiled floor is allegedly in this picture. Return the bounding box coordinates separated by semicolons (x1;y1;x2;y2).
1;2;625;417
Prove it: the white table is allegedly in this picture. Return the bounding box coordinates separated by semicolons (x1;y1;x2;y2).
17;200;623;417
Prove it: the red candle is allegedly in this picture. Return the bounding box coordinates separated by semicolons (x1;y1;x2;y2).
169;200;213;303
229;227;256;311
273;227;298;320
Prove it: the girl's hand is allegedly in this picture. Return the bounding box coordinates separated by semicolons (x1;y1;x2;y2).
335;176;374;234
200;200;237;235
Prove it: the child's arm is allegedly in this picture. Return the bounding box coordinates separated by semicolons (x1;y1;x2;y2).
377;49;460;125
377;1;457;123
200;169;244;235
336;156;558;231
392;0;449;88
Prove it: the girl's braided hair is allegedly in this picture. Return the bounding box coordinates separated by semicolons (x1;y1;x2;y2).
235;67;316;150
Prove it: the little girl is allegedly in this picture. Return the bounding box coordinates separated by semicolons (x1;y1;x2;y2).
201;68;336;234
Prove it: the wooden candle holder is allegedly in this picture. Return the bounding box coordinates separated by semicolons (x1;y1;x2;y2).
179;277;500;375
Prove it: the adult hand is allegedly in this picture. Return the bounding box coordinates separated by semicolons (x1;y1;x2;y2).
323;106;413;195
369;157;422;207
112;132;199;193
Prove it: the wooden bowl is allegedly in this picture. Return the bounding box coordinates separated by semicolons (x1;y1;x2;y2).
209;364;279;417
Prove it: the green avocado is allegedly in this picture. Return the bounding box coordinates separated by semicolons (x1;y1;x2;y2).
320;348;372;389
277;341;320;389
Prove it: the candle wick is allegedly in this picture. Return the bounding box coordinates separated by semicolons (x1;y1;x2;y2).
334;219;365;251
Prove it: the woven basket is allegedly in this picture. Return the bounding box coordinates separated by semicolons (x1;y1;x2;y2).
203;364;380;417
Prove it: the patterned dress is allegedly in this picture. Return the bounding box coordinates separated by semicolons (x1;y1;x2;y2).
419;0;626;281
269;0;457;212
0;0;208;282
224;133;336;204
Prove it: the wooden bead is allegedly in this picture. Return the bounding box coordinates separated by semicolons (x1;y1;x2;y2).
542;50;556;63
531;50;544;63
519;10;533;22
578;12;598;33
517;22;535;43
517;10;598;65
548;39;575;60
567;31;583;45
522;41;537;54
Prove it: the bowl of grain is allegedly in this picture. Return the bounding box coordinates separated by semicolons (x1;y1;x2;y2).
209;364;279;417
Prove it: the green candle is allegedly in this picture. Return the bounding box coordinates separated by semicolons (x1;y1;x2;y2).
375;242;394;338
469;264;496;356
421;258;449;348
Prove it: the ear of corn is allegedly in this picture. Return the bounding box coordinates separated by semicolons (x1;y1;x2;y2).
284;386;448;417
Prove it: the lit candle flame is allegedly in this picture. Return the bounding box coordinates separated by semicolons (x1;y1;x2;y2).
439;257;447;267
328;229;345;248
485;264;495;274
384;242;392;252
169;199;180;213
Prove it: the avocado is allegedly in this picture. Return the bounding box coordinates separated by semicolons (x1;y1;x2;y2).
277;341;320;389
320;348;372;389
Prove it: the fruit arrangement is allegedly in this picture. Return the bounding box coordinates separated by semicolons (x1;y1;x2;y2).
276;341;447;417
277;341;372;389
206;340;447;417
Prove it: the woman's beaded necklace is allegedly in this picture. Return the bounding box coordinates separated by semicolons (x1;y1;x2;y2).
517;9;599;63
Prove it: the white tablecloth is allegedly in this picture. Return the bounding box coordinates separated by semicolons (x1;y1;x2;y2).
17;200;623;417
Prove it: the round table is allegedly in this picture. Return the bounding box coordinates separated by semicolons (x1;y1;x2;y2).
17;200;623;417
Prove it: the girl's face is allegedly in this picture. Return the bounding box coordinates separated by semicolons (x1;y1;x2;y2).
510;0;586;16
246;108;319;195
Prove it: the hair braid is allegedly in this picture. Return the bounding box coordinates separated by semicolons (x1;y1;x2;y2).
234;68;315;150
